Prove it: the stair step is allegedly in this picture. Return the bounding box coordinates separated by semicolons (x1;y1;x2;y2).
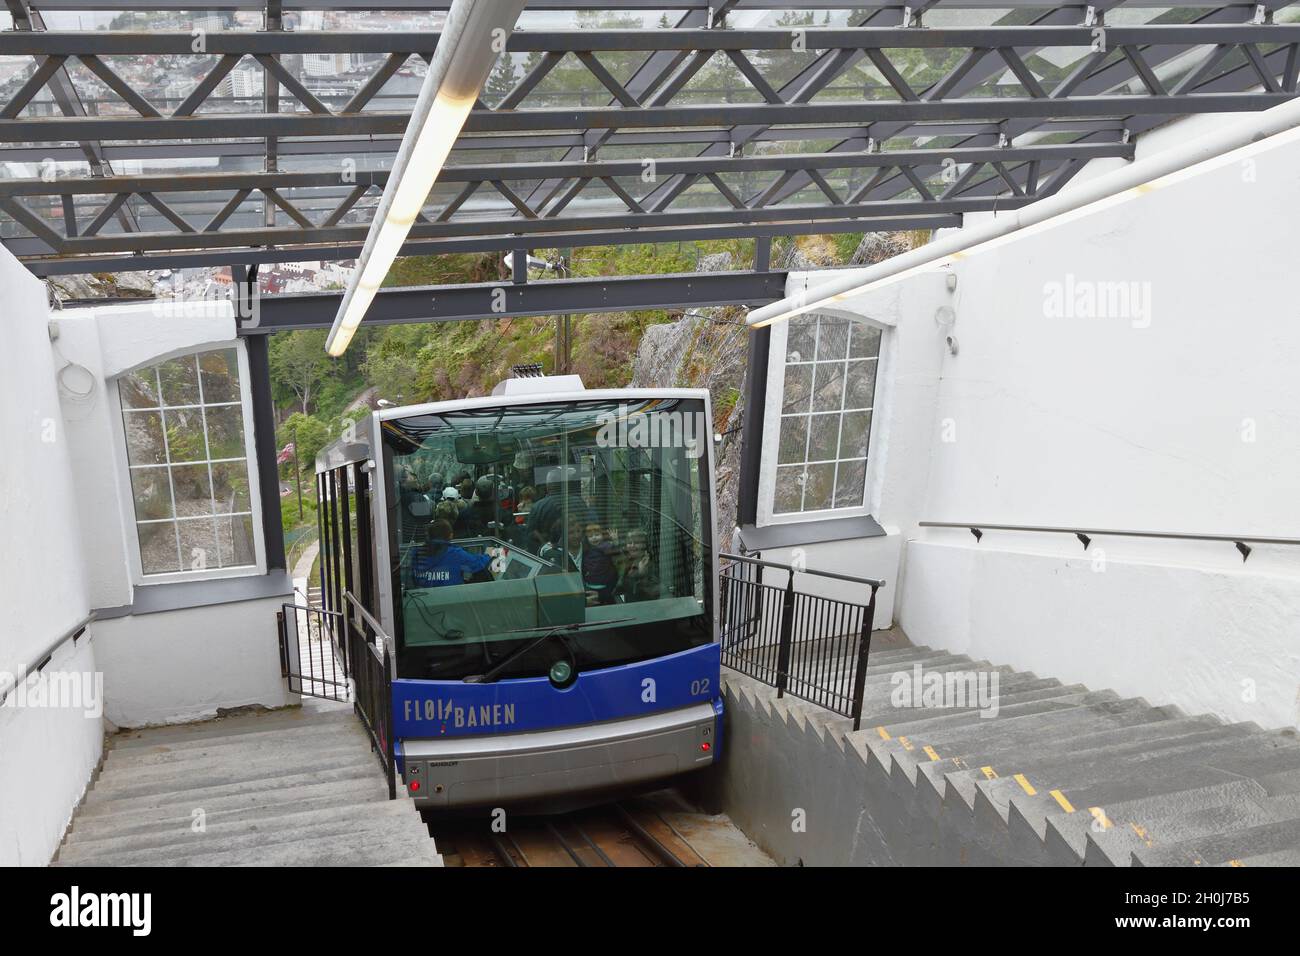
110;705;354;749
860;655;977;679
59;800;426;866
107;713;365;762
971;724;1283;821
62;700;425;867
79;763;384;819
909;712;1208;807
916;715;1225;784
87;746;379;804
104;722;374;771
58;830;441;868
67;777;393;842
1213;844;1300;866
863;679;1089;736
1133;817;1300;867
874;688;1106;738
732;637;1300;866
1045;779;1264;864
900;698;1178;763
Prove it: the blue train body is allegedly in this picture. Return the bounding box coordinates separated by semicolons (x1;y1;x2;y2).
393;643;723;771
317;380;723;810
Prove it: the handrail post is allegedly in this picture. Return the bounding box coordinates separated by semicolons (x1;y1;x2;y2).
276;610;287;679
774;572;795;699
383;640;396;801
850;585;879;731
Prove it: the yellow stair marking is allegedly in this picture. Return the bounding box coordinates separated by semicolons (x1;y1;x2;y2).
876;726;891;740
1013;773;1037;796
1088;807;1113;830
980;766;998;780
923;745;940;762
898;736;914;751
1229;859;1244;867
1049;789;1075;813
1130;822;1154;848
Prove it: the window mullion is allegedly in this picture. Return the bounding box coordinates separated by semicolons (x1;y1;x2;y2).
195;353;221;569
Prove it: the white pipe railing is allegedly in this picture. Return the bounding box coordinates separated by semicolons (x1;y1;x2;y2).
747;96;1300;328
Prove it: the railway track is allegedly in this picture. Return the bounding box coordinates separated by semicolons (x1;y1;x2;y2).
429;800;710;867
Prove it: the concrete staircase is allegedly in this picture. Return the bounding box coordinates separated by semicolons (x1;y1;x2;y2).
54;702;441;867
719;638;1300;867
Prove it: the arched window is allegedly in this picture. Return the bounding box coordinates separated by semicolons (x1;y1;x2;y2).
768;312;881;517
117;347;261;577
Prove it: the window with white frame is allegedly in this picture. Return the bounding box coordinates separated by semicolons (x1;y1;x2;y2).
117;348;259;576
772;312;881;516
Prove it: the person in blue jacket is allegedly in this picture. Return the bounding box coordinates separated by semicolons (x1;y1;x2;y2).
404;519;492;589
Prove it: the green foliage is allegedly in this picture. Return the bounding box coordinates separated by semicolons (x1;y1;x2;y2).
833;232;865;263
264;228;918;462
268;329;334;413
281;486;317;536
277;412;331;477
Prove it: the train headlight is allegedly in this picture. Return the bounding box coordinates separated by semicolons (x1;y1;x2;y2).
549;660;574;687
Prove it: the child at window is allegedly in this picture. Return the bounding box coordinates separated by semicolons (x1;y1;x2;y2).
581;520;618;605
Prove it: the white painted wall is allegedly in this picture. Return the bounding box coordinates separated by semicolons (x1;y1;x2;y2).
51;299;293;727
51;300;237;610
93;596;291;728
778;113;1300;728
754;272;953;626
0;245;103;865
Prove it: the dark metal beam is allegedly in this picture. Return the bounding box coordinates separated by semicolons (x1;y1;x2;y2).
736;324;771;528
2;93;1287;143
0;142;1135;197
3;3;1297;276
0;118;1139;163
242;323;287;572
25;196;1029;255
17;214;960;275
15;1;1299;9
242;270;790;333
8;25;1300;56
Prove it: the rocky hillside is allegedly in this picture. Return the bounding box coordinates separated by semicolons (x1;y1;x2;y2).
47;271;155;302
628;232;922;550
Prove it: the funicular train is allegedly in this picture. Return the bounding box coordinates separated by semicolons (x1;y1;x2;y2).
314;371;722;811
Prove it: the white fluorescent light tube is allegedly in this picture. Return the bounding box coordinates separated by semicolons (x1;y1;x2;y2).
747;95;1300;329
325;0;526;357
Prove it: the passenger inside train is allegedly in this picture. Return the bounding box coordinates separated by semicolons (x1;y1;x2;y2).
384;397;713;677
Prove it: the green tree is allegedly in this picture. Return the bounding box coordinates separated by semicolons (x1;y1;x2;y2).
361;325;426;403
268;329;331;414
277;412;331;476
483;53;520;107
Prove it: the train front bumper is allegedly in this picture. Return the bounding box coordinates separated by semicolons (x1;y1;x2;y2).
399;701;719;809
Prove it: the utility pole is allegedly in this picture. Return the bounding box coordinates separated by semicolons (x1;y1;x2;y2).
292;425;303;519
556;247;573;374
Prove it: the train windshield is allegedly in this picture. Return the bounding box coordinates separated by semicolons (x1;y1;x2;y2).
382;396;714;681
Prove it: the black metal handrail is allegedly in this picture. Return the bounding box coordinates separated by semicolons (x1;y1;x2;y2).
718;552;880;730
721;551;886;588
277;604;350;701
918;520;1300;562
344;590;397;800
0;610;94;708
